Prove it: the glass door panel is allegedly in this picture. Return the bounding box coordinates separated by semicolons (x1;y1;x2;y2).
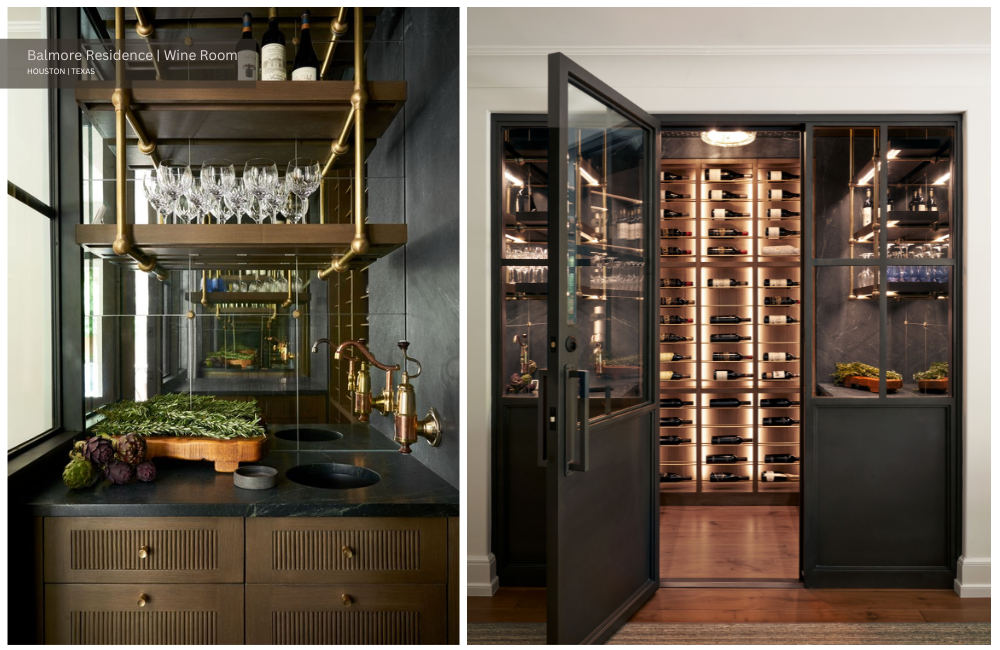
886;127;953;259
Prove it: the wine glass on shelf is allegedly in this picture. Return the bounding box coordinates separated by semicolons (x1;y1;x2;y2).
142;170;175;223
157;159;193;222
243;158;279;224
262;175;290;223
224;178;252;224
200;158;236;221
286;157;321;223
185;178;214;224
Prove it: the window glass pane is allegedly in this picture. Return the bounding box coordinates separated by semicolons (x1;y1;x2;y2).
7;7;50;204
886;127;953;259
813;127;879;259
814;265;881;398
7;196;54;446
888;265;952;397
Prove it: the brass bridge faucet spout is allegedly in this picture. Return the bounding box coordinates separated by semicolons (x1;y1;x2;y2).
332;339;398;422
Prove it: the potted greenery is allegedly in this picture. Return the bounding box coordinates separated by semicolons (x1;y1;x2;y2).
914;361;948;393
831;361;903;393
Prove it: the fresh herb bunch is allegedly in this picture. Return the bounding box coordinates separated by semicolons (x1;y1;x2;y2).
207;348;256;361
914;361;948;381
831;361;902;386
603;354;641;367
92;394;264;439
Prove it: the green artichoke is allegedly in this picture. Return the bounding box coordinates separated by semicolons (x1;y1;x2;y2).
114;433;146;465
63;457;99;489
69;440;86;461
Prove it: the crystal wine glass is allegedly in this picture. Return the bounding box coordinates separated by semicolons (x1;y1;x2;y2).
157;159;193;222
142;170;175;223
262;175;290;223
286;157;321;223
184;178;214;224
200;158;236;221
243;158;279;223
224;178;253;224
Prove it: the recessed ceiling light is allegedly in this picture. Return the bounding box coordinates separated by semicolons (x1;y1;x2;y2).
701;131;756;147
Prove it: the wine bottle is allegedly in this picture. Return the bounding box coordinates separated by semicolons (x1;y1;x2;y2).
766;208;801;219
761;471;798;482
711;435;752;444
708;228;748;237
236;12;260;81
762;371;799;380
706;454;747;464
762;352;798;361
764;297;799;306
767;189;800;200
659;352;689;362
712;352;752;361
764;454;800;463
662;209;688;218
661;297;694;306
661;278;693;287
707;247;747;256
660;371;690;380
710;472;749;482
662;247;692;256
710;209;751;219
862;188;873;226
886;191;894;212
713;370;750;380
764;279;799;287
928;188;938;211
660;398;694;408
516;186;536;213
763;315;798;325
709;315;750;324
662;190;690;200
661;472;693;482
661;171;686;181
707;279;747;287
261;7;287;81
661;333;693;343
763;417;800;426
709;398;751;408
660;436;693;445
704;169;751;181
764;227;800;238
291;10;319;80
913;189;927;211
766;170;799;181
759;398;799;407
660;419;693;428
707;190;747;201
662;228;692;237
661;315;693;325
711;333;750;343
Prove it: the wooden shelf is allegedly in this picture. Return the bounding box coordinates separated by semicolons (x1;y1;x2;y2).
185;292;310;305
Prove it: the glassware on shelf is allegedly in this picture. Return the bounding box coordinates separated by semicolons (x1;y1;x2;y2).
244;158;279;223
286;157;321;223
224;178;253;224
141;170;175;223
157;159;193;222
200;158;236;221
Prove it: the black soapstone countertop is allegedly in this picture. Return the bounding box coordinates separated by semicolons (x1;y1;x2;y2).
24;424;458;518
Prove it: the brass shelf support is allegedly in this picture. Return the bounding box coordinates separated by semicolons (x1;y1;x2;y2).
132;7;167;84
320;7;349;80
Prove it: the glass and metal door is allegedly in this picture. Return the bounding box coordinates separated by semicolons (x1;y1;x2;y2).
540;53;660;644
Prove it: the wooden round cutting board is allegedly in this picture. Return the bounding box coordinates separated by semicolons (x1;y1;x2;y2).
144;435;268;472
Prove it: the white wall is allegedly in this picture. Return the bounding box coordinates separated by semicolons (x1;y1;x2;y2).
466;7;990;597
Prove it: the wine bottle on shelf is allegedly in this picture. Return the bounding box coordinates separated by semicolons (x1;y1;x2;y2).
862;188;873;227
767;189;800;200
766;208;801;219
291;10;319;80
710;209;751;220
764;297;800;305
766;170;800;181
708;228;748;237
660;352;689;362
660;436;693;445
660;419;693;428
704;169;752;181
762;352;799;361
712;352;752;361
706;454;747;464
660;371;691;381
709;315;750;324
711;333;751;343
713;370;750;380
764;454;800;463
236;12;260;81
928;188;938;211
764;227;800;238
709;398;751;408
763;417;800;426
707;279;748;287
710;473;750;482
886;191;894;212
516;186;536;213
662;228;692;237
662;190;690;200
762;371;799;380
764;278;799;287
761;471;798;482
707;247;747;256
661;315;693;325
912;189;927;211
663;209;688;218
661;171;686;181
660;398;694;408
763;315;798;324
662;278;693;287
261;7;287;81
759;398;800;407
662;247;692;256
707;190;747;200
661;297;694;306
661;473;693;482
661;333;693;343
711;435;752;445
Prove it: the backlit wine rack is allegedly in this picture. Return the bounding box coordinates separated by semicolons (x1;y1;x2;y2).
658;158;802;501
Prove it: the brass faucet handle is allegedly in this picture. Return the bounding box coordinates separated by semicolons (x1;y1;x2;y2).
397;340;410;352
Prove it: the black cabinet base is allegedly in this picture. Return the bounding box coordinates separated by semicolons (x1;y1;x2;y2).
661;493;799;506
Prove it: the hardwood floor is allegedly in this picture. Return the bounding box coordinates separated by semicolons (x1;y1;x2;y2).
661;505;799;581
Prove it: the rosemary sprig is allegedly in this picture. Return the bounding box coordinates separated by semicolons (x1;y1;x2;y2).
92;394;264;439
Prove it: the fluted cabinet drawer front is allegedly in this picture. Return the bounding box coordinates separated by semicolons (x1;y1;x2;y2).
245;584;447;645
44;517;243;583
45;584;244;644
247;517;447;584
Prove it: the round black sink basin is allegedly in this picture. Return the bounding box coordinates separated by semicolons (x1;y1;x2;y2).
285;463;381;490
275;428;344;443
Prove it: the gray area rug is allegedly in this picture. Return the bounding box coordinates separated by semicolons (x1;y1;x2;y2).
468;622;991;645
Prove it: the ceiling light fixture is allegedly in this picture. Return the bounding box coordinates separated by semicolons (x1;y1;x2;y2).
701;131;756;147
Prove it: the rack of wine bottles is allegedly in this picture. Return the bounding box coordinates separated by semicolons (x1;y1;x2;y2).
658;157;802;498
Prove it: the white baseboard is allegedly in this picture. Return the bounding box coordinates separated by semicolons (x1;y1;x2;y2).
468;553;499;596
954;556;991;597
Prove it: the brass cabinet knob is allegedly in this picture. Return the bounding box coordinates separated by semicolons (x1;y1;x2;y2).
342;593;354;608
342;545;354;559
137;593;148;607
138;545;149;559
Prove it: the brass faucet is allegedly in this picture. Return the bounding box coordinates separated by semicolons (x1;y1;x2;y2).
592;336;604;376
331;339;398;423
393;341;441;454
513;333;537;376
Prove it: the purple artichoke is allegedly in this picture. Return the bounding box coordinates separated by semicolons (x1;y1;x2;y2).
135;461;157;483
114;433;147;465
104;459;135;485
82;436;115;465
